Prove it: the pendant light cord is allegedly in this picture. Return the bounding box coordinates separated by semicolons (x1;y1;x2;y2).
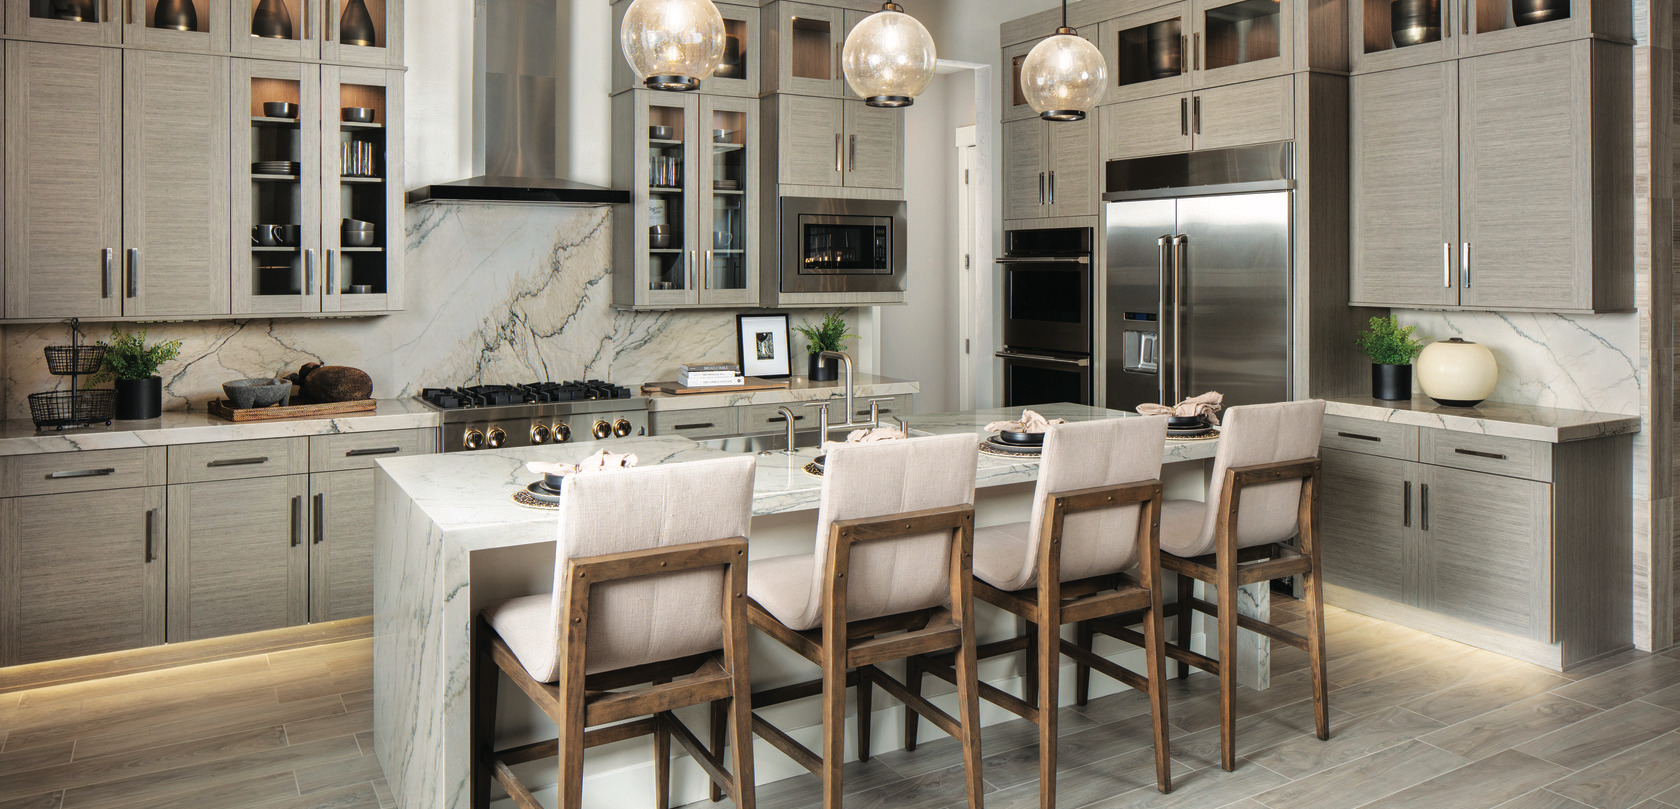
1061;0;1068;29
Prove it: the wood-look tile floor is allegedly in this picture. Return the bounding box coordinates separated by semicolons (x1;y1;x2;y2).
3;600;1679;809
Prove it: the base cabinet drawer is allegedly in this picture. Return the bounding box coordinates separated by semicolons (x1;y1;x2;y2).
0;447;166;497
169;438;309;483
310;429;435;473
1321;415;1419;460
1421;428;1550;481
0;487;166;666
650;408;739;439
738;403;816;434
168;475;309;642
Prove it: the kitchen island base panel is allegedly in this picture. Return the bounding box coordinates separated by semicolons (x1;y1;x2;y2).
374;460;1270;809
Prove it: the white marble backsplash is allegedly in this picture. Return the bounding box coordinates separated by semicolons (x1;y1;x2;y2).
1394;310;1642;416
1;204;852;421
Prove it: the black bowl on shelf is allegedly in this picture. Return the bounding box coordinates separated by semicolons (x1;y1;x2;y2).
1145;19;1182;79
996;430;1046;446
341;107;376;124
262;101;298;119
1391;0;1442;46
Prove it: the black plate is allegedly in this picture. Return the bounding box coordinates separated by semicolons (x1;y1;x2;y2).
1167;415;1206;429
983;436;1043;454
996;430;1045;446
523;481;561;503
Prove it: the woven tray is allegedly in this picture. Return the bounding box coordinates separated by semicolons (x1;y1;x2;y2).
208;398;375;422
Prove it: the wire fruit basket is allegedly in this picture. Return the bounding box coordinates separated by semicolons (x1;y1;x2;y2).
30;319;115;431
43;345;107;376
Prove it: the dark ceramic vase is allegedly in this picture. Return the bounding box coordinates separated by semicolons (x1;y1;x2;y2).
1145;19;1182;79
154;0;197;31
808;353;838;382
115;377;163;421
339;0;376;46
1371;364;1412;401
251;0;293;38
1390;0;1442;46
51;0;96;22
1512;0;1569;25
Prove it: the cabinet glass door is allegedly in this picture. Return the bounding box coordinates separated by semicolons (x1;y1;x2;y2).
1001;38;1040;122
234;0;318;60
1352;0;1459;72
645;95;699;306
778;2;844;97
1192;0;1290;86
10;0;123;45
1461;0;1594;55
128;0;229;51
708;2;760;97
234;61;322;314
322;66;400;312
701;98;753;305
1099;5;1192;105
321;0;399;66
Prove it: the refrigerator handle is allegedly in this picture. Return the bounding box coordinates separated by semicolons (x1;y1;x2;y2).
1171;234;1188;406
1157;235;1172;406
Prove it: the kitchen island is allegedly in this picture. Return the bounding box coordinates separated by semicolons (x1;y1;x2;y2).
372;404;1258;809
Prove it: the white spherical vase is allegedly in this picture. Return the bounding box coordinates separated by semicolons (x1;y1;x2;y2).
1416;337;1498;407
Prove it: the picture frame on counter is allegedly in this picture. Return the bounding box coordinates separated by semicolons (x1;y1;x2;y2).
736;313;791;379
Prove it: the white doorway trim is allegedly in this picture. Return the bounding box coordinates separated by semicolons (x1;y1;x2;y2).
955;125;978;410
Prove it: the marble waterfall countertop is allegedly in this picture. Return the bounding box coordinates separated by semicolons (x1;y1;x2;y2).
376;403;1219;546
1324;395;1641;443
0;398;438;457
641;373;919;411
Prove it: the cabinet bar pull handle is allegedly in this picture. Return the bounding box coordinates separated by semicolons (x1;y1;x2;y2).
126;249;140;298
1443;242;1452;287
1420;483;1430;531
688;251;696;290
1454;447;1507;460
835;134;843;173
1403;482;1411;528
1192;96;1201;134
1462;242;1471;288
102;248;114;299
675;422;716;430
705;250;712;289
1336;431;1382;442
327;250;338;294
849;134;857;172
144;508;157;562
290;495;302;547
1444;0;1452;36
305;249;317;296
1039;172;1046;205
1180;35;1189;74
1180;98;1188;136
1193;33;1201;70
313;493;325;544
47;468;116;479
207;456;270;468
1049;171;1056;204
345;447;401;457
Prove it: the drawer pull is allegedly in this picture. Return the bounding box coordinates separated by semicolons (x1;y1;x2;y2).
1453;447;1507;461
769;415;806;423
1420;483;1430;531
675;423;716;430
290;495;302;547
47;468;116;480
1336;431;1381;443
144;509;157;563
313;493;325;545
345;447;402;457
208;456;270;468
1402;481;1411;528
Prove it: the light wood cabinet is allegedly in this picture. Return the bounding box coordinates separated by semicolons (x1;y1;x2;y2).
308;469;373;622
318;0;401;67
1099;74;1293;162
1350;40;1630;313
1350;0;1630;74
771;96;902;191
1001;38;1042;122
7;0;123;46
613;0;761;98
841;101;904;189
1003;116;1096;221
650;407;741;439
0;487;165;666
233;0;319;61
1319;418;1631;670
124;0;233;52
765;1;848;98
167;473;309;642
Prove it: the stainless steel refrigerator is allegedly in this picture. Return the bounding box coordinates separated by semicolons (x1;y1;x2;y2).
1105;189;1292;412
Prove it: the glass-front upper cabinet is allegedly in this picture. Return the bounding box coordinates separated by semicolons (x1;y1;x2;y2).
612;0;760;97
320;0;401;67
1190;0;1292;86
234;0;318;60
1001;38;1041;122
614;92;701;308
1460;0;1627;56
700;96;757;306
1351;0;1459;72
234;60;323;315
126;0;231;51
9;0;123;45
1099;4;1192;104
321;66;402;312
771;1;847;97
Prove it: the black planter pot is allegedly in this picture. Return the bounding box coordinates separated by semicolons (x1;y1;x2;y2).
115;377;163;421
808;353;839;382
1371;364;1412;401
154;0;197;31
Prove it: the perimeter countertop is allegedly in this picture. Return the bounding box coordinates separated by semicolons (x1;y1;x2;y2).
1324;395;1641;444
0;398;439;457
641;373;920;412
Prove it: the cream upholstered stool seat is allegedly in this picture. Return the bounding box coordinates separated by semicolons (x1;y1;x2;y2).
1090;400;1331;774
907;416;1176;808
746;433;985;809
471;456;759;809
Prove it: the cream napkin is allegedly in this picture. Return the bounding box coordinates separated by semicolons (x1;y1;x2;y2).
984;410;1066;434
1136;391;1223;425
823;426;905;450
525;450;640;478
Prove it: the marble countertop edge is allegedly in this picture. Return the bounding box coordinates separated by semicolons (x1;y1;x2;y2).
0;398;439;457
642;374;920;412
1324;396;1641;443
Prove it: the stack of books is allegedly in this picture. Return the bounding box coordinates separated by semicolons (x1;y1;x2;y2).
678;362;744;388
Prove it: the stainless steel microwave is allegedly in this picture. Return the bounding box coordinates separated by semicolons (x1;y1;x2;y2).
777;197;907;295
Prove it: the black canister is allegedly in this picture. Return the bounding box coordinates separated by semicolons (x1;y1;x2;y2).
1145;19;1182;80
1391;0;1442;46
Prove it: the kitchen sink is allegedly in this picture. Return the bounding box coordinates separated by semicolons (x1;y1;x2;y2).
696;427;930;455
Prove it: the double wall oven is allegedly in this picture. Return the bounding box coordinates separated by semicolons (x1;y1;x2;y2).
997;227;1094;407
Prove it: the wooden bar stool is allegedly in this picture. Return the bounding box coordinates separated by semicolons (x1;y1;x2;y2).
1087;399;1329;773
471;456;759;809
746;433;984;809
905;416;1175;807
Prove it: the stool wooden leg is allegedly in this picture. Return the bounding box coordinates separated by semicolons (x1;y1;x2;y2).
1175;573;1193;680
820;649;847;809
904;657;924;751
1037;617;1059;809
1216;563;1239;772
709;700;727;802
557;706;586;809
727;690;757;809
471;622;499;809
954;609;985;809
1303;545;1330;740
857;666;873;762
655;713;671;809
1074;621;1094;707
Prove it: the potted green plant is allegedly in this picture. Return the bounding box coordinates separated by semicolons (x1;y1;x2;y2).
90;327;183;420
1354;315;1425;401
793;310;857;382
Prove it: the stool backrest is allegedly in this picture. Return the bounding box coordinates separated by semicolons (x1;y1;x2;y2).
790;433;978;628
552;455;757;675
990;416;1169;592
1186;400;1325;557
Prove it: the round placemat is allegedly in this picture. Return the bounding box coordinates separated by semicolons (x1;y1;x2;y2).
980;441;1042;460
1167;429;1219;442
803;461;824;479
511;482;560;510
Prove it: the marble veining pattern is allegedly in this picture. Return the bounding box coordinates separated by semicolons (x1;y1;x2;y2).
1323;395;1643;443
1394;311;1641;416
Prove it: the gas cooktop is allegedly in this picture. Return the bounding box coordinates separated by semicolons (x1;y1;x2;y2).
419;380;634;410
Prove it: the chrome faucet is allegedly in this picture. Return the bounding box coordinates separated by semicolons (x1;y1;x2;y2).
800;351;889;446
819;350;856;422
776;404;798;452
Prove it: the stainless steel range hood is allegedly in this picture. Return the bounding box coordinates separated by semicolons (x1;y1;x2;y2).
409;0;630;205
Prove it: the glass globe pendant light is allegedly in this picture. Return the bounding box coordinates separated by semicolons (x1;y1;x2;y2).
1019;0;1108;121
620;0;727;92
841;3;937;108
